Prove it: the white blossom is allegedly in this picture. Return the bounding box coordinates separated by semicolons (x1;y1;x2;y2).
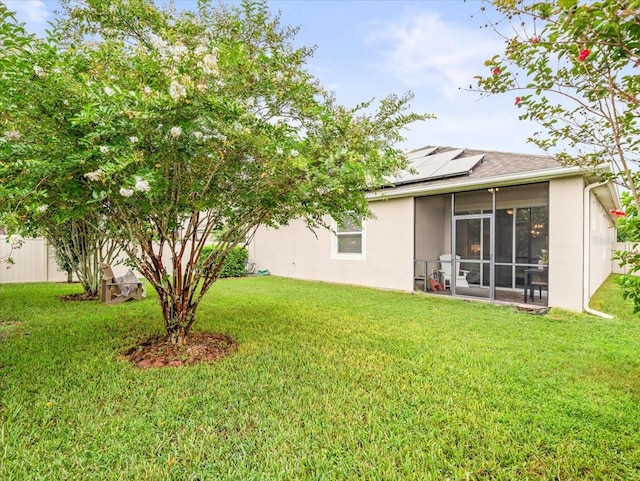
170;126;182;138
134;177;151;193
171;44;188;62
202;52;218;75
290;149;299;157
129;136;139;143
99;145;109;154
276;147;284;155
143;85;153;95
150;35;168;55
119;187;134;198
104;86;115;96
192;131;203;140
4;130;20;140
8;234;23;248
196;83;207;93
36;205;48;213
245;97;255;107
194;44;208;57
33;65;45;77
169;81;186;101
84;169;105;182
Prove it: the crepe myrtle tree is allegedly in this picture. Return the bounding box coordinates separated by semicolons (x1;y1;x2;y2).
1;0;430;344
612;192;640;312
0;6;121;297
475;0;640;199
474;0;640;309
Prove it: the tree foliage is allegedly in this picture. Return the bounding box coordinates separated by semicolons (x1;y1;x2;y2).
0;0;429;343
476;0;640;198
0;4;121;294
475;0;640;311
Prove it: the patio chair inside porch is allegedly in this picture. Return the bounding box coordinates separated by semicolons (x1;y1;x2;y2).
438;254;470;288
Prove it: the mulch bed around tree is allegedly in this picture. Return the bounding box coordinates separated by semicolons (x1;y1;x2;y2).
123;332;237;369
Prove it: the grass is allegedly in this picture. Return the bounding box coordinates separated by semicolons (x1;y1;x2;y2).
1;275;640;480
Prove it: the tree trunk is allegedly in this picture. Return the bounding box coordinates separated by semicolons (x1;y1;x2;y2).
167;325;188;346
160;287;202;346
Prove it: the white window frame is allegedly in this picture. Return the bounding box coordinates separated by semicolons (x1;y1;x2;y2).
331;216;366;261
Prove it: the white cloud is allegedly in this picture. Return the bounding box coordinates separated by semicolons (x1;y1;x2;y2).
366;11;503;99
4;1;51;34
360;8;543;154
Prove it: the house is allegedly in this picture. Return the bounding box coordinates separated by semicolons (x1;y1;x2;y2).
248;146;620;313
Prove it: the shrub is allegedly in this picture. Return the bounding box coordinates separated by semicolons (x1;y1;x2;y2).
199;245;249;278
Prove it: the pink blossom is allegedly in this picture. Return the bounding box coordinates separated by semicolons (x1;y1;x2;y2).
492;67;501;76
578;49;590;61
609;209;626;217
514;96;521;105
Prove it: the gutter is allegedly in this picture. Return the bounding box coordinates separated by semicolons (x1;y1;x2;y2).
583;181;614;319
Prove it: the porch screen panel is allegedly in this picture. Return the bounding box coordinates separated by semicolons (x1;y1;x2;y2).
414;194;451;286
495;209;513;263
496;183;549;290
454;189;492;215
515;206;548;265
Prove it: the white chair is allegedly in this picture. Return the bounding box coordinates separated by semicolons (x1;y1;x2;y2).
438;254;469;288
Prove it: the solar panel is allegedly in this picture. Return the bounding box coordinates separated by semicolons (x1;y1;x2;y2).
391;148;484;186
431;154;485;178
406;146;438;162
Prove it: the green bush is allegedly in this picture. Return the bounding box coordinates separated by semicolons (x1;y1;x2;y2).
199;244;249;278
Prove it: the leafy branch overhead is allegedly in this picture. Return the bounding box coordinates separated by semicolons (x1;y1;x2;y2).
475;0;640;311
0;0;430;344
475;0;640;210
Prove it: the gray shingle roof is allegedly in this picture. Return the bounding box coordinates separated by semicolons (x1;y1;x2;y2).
385;145;567;191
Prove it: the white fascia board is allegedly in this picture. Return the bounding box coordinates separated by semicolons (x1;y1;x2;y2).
367;164;611;201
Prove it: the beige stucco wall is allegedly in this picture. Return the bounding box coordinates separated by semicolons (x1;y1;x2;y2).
249;197;415;291
250;176;615;313
548;177;585;311
589;190;616;296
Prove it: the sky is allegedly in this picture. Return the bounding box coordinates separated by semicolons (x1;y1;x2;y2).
4;0;543;155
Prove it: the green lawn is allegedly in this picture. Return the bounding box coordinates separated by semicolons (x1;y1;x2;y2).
1;275;639;480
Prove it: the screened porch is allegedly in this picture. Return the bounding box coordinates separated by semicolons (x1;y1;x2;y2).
414;183;549;306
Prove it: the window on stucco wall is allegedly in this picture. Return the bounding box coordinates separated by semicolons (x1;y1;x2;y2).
333;215;365;259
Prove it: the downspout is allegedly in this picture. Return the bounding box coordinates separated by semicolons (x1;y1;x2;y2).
583;181;614;319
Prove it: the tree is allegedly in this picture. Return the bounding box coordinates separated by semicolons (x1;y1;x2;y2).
474;0;640;309
0;0;430;344
44;217;122;296
0;5;121;297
